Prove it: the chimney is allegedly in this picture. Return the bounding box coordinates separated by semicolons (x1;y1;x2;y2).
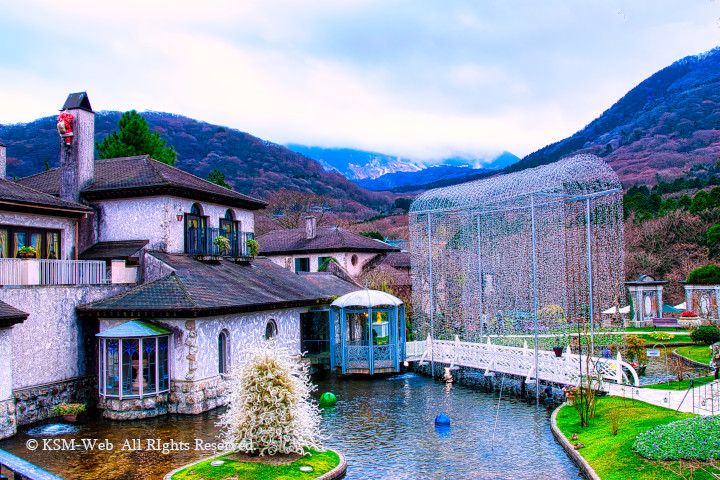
58;92;94;202
305;216;317;240
0;140;5;179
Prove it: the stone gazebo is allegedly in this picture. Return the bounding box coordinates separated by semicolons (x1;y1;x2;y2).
625;275;667;327
329;289;405;375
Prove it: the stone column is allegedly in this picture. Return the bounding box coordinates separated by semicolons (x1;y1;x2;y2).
0;141;6;179
0;327;16;439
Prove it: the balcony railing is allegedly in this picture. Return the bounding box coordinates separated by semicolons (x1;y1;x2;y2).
185;227;254;258
0;258;109;286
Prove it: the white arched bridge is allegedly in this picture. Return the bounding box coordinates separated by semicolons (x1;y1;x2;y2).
405;336;640;387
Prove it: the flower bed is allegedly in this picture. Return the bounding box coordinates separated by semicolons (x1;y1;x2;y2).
634;416;720;460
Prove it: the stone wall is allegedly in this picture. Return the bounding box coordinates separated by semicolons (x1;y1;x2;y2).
13;376;96;426
266;251;378;277
95;196;255;254
98;393;169;421
0;285;127;390
169;376;230;415
143;252;175;283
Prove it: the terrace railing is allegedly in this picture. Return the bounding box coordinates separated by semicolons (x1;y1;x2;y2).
185;227;254;258
0;258;108;286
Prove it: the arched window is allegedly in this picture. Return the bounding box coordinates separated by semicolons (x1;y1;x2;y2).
265;319;278;340
351;254;358;267
185;204;207;254
218;330;230;375
224;209;234;221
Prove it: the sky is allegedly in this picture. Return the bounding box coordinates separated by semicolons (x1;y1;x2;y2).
1;1;719;164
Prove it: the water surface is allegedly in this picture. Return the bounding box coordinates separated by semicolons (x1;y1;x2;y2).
0;374;583;480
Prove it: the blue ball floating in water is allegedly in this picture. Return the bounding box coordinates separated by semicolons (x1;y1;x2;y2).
435;414;451;426
319;392;337;408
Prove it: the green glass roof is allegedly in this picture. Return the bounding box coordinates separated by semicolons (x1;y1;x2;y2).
96;320;172;338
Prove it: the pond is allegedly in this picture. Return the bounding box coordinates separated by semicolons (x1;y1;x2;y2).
0;374;583;480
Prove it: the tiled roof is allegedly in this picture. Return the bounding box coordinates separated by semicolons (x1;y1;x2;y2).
17;156;267;210
0;177;91;217
79;240;149;261
379;252;411;269
0;300;29;328
256;226;400;255
78;253;359;317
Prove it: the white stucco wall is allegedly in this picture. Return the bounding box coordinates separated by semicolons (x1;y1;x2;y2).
99;307;303;384
266;251;378;277
0;211;76;260
1;285;127;390
0;328;13;401
95;196;255;253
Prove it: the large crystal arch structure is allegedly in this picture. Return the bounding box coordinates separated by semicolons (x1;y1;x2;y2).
409;154;624;343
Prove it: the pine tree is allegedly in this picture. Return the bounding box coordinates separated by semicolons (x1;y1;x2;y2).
96;110;177;165
207;169;231;189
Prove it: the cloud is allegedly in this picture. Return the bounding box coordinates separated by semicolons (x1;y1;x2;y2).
0;1;719;160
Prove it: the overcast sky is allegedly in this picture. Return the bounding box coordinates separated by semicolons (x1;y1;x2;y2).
1;1;719;163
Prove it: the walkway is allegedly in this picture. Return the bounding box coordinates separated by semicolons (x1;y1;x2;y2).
606;381;720;416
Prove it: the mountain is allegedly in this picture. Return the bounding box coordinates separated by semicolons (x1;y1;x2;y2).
357;164;493;191
0;112;394;211
284;145;421;181
509;47;720;185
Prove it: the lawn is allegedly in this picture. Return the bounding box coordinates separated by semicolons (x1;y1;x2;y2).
643;375;716;390
171;449;340;480
555;396;720;479
675;345;713;364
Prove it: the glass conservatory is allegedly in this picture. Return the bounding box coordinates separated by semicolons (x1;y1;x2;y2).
97;320;171;402
330;289;405;374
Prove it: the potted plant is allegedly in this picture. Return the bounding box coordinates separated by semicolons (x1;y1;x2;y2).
246;238;259;257
213;235;230;255
18;246;37;258
53;402;86;422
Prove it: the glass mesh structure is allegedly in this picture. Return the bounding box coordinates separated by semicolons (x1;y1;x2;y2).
409;154;624;346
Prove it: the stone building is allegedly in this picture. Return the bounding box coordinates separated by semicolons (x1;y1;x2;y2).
625;275;667;326
256;217;400;278
0;92;358;436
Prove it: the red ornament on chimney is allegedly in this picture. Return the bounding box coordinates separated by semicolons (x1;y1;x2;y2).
57;110;74;148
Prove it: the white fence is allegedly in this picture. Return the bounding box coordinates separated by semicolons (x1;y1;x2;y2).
0;258;108;286
406;335;640;387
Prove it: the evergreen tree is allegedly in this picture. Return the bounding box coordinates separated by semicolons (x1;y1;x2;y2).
207;169;232;189
96;110;177;165
690;190;709;214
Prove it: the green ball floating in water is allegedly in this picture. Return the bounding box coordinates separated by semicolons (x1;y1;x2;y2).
319;391;337;407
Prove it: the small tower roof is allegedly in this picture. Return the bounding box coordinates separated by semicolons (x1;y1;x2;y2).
61;92;93;112
331;289;403;308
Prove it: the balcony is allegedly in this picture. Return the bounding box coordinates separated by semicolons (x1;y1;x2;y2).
185;227;255;260
0;258;136;286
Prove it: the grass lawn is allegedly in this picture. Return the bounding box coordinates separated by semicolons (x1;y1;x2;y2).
675;345;713;364
555;397;720;479
643;375;716;390
171;448;339;480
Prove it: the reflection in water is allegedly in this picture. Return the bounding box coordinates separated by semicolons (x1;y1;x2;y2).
0;374;582;480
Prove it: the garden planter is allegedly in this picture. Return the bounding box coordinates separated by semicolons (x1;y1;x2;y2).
553;347;563;357
62;414;78;422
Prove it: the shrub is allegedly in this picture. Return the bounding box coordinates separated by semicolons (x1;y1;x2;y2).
634;416;720;460
648;331;674;340
691;325;720;345
212;235;230;254
217;342;322;456
687;264;720;284
53;403;86;415
625;335;648;364
318;257;338;272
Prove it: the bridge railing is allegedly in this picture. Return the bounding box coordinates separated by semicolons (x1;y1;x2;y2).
407;336;639;386
0;448;65;480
